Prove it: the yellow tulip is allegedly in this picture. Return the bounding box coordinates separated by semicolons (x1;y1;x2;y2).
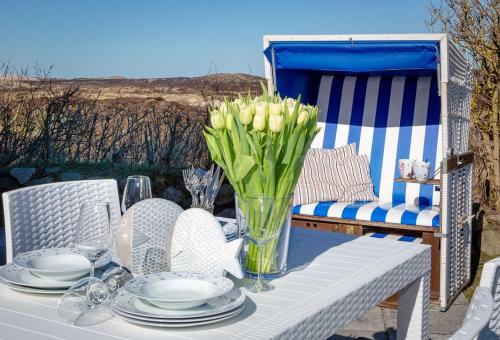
269;114;284;133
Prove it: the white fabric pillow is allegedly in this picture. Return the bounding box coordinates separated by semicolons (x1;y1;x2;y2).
294;146;376;206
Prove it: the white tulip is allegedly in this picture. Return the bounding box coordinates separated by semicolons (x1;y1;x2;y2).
253;114;266;131
269;114;284;133
297;110;309;125
219;103;228;115
255;102;267;117
211;111;225;130
269;103;282;116
239;106;253;125
226;113;234;131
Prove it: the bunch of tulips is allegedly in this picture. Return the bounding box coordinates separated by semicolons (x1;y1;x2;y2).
204;84;320;273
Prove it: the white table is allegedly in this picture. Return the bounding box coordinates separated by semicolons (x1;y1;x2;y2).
0;228;431;340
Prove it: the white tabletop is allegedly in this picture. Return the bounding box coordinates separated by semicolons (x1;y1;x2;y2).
0;228;431;340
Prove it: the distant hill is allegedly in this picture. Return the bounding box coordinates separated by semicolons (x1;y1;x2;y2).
46;73;263;106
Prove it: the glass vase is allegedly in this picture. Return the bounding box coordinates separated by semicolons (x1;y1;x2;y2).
235;194;293;287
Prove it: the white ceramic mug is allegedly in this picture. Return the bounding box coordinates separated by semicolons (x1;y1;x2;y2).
413;161;431;181
398;159;414;179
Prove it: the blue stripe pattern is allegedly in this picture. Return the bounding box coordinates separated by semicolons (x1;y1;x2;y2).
315;75;441;207
322;76;344;149
392;77;418;203
368;76;392;199
368;233;420;243
294;201;439;228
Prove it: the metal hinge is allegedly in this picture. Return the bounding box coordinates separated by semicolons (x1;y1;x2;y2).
434;232;447;238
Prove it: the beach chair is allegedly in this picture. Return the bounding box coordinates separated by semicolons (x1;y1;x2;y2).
450;257;500;339
263;34;473;310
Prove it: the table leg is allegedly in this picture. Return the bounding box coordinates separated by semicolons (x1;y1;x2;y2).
396;272;430;340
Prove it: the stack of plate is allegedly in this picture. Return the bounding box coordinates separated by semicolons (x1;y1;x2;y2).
112;272;245;328
0;248;110;294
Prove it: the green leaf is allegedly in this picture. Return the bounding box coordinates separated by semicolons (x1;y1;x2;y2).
282;127;302;164
263;139;276;196
203;131;221;163
233;154;256;182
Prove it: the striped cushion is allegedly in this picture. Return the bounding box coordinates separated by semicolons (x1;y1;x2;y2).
294;146;375;206
312;75;441;207
308;143;356;157
293;201;440;228
365;232;422;244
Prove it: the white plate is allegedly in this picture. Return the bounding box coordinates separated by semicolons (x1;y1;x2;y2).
0;279;67;295
124;272;234;310
14;248;110;281
113;303;245;323
116;307;243;328
0;263;80;288
112;287;245;319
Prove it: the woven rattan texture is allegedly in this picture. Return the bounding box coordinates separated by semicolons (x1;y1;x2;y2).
445;164;473;305
227;243;431;340
3;180;120;262
441;42;473;309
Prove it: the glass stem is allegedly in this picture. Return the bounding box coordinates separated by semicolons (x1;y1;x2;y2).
257;243;262;286
90;261;95;278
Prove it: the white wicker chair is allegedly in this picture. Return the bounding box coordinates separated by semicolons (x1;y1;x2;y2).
2;180;121;263
450;257;500;340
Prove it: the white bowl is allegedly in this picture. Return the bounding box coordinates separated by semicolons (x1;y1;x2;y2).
13;248;110;281
125;272;234;310
28;254;90;281
140;279;218;310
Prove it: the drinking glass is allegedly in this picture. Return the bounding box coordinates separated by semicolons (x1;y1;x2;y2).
121;175;152;213
58;202;113;325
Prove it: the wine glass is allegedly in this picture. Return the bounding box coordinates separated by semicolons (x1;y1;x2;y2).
58;202;113;325
244;232;277;293
58;277;113;326
75;202;112;279
121;175;152;213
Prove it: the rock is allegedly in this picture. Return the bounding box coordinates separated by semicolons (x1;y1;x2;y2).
217;208;236;219
0;175;20;193
9;167;36;185
481;227;500;256
45;167;62;175
215;184;235;206
162;186;186;204
60;171;81;181
28;177;55;186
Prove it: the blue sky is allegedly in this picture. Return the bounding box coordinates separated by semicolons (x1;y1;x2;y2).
0;1;433;78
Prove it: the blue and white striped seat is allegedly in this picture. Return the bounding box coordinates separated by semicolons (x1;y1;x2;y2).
294;75;442;228
293;201;439;228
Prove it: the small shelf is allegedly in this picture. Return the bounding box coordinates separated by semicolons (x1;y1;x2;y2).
394;177;440;185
